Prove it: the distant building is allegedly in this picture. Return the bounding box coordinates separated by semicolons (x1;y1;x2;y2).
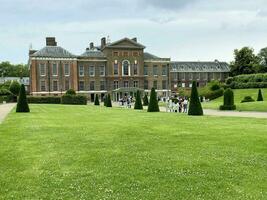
0;77;30;91
29;37;230;101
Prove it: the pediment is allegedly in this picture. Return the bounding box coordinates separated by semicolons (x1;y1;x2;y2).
106;38;145;49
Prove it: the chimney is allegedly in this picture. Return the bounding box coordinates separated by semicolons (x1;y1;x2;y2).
86;47;90;51
46;37;57;46
29;50;37;56
90;42;94;50
132;37;137;42
101;37;106;49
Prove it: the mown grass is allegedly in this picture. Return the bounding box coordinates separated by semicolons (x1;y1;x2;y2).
202;88;267;112
0;104;266;199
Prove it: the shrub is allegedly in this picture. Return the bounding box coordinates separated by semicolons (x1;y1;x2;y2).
65;89;76;95
61;94;87;105
188;81;203;116
208;80;221;91
219;88;236;110
257;89;264;101
104;95;107;107
9;81;21;96
27;96;61;104
134;90;143;110
0;89;11;96
241;96;255;103
227;73;267;89
106;94;112;107
143;94;149;106
148;88;159;112
94;94;100;105
16;84;30;113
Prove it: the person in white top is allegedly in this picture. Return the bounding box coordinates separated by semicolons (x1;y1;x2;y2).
183;98;188;113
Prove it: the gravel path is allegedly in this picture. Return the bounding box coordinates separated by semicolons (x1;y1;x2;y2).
0;103;16;124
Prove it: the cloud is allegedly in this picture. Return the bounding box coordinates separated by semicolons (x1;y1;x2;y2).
140;0;197;10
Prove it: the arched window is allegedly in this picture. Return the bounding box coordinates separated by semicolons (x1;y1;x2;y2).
122;60;130;76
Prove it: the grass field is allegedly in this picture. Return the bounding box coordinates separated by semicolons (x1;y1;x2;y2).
0;105;266;199
202;88;267;112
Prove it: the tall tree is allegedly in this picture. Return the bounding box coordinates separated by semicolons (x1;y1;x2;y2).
0;62;29;77
147;88;159;112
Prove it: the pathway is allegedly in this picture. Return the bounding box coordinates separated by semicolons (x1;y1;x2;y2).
0;103;16;124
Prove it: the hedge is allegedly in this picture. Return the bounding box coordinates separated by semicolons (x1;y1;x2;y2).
241;96;255;103
201;88;224;100
61;94;87;105
219;88;236;110
27;96;61;104
226;73;267;89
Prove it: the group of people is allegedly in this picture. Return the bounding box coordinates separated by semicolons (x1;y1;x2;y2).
166;97;189;113
119;96;134;108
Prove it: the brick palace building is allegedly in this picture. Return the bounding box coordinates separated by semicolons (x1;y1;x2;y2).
29;37;230;101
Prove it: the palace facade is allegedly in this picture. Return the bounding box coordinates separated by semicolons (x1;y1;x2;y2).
29;37;230;101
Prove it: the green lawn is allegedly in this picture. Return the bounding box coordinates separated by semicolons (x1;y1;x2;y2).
202;89;267;112
0;105;266;199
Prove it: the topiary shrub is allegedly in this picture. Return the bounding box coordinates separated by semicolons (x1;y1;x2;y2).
104;95;107;106
9;81;21;96
134;90;143;110
241;96;255;103
16;84;30;113
188;81;203;116
257;89;264;101
219;88;236;110
61;94;87;105
147;88;159;112
106;94;112;107
65;89;76;95
94;94;100;105
143;94;149;106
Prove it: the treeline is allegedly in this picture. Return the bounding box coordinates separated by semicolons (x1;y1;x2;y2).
0;61;29;77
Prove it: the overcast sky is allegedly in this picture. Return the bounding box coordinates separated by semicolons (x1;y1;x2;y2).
1;0;267;64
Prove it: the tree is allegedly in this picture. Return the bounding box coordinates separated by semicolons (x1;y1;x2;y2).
134;90;143;110
258;47;267;73
230;47;260;76
94;94;100;105
147;88;159;112
143;94;149;106
0;61;29;77
257;89;264;101
106;94;112;107
219;88;236;110
65;89;76;95
9;81;21;96
16;84;30;113
188;81;203;115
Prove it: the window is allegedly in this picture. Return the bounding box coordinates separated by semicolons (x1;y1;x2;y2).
144;80;148;89
133;64;138;75
100;66;105;76
124;81;129;88
40;80;46;91
153;80;157;89
114;63;118;75
79;65;84;77
189;73;193;80
90;81;95;90
65;79;69;91
162;80;167;89
100;81;105;90
134;81;138;88
182;83;186;88
64;64;70;76
79;81;85;91
40;64;46;76
52;64;58;76
180;72;185;80
144;65;148;76
123;51;128;57
113;51;119;56
133;51;138;57
114;81;119;89
153;65;158;76
122;60;130;76
162;65;167;76
53;80;58;91
89;66;95;77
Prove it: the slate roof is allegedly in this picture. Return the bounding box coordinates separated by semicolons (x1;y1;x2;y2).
144;52;170;62
170;61;230;72
31;46;76;58
80;49;106;58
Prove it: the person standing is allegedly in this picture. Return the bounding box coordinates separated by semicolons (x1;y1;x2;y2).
183;98;188;113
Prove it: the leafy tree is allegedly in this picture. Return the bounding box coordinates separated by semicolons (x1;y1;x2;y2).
106;94;112;107
257;89;264;101
147;88;159;112
134;90;143;110
16;84;30;113
143;94;149;106
65;89;76;95
9;81;20;96
230;47;260;76
219;88;236;110
257;47;267;73
188;81;203;115
94;94;100;105
0;62;29;77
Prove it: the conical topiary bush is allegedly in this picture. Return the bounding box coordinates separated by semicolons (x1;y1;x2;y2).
188;81;203;115
134;90;143;110
257;89;264;101
16;84;30;113
147;88;159;112
94;94;100;105
143;94;149;106
106;94;112;107
104;94;107;107
219;88;236;110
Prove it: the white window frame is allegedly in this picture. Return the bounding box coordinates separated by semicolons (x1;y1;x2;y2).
89;66;95;77
134;81;139;88
53;80;58;91
39;63;46;76
52;63;58;76
100;66;105;77
64;64;70;76
113;63;119;76
40;80;46;91
122;60;130;76
79;65;84;77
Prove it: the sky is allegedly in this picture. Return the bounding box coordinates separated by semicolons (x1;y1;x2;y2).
0;0;267;64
